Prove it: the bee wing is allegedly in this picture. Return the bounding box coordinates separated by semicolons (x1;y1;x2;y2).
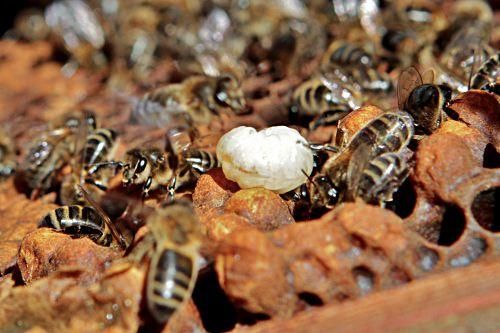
318;70;362;110
345;143;373;200
78;185;129;249
421;68;435;84
397;66;423;110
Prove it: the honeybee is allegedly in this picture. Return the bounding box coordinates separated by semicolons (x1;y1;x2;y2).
379;27;419;69
323;111;414;203
347;151;410;205
131;74;247;127
434;1;493;92
129;200;202;324
285;173;339;219
322;41;374;68
91;127;219;199
39;205;113;246
0;129;17;179
60;127;118;205
320;41;393;98
111;3;161;82
290;75;361;129
470;53;499;93
40;186;128;248
21;111;96;198
397;67;452;135
44;0;107;70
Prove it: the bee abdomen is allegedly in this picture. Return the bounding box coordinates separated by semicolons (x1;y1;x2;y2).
353;112;414;155
40;205;111;246
471;53;499;90
328;42;373;67
357;152;408;203
83;128;117;166
148;249;194;324
183;149;219;174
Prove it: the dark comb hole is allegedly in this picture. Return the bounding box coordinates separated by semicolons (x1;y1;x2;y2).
390;177;416;219
483;144;500;169
192;265;236;332
352;266;375;296
298;292;324;307
472;187;499;232
437;204;466;246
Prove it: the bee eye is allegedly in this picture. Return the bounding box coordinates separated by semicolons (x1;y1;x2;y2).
136;157;147;173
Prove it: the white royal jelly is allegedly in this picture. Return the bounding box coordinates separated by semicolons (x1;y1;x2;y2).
216;126;314;194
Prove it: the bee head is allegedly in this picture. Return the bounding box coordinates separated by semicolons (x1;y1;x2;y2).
123;150;150;185
313;175;339;209
214;74;248;114
437;84;452;104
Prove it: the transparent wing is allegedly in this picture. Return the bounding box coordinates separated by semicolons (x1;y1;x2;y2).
318;70;363;110
345;143;372;200
397;66;422;110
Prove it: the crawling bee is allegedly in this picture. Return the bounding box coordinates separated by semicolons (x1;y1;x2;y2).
347;151;410;205
92;129;219;199
60;127;118;205
131;74;247;126
39;205;113;246
320;41;393;98
22;111;96;198
0;129;17;179
324;111;414;199
44;0;107;69
22;130;76;197
40;186;127;247
398;67;452;135
290;76;360;129
434;0;493;92
470;53;499;93
130;201;202;324
322;41;374;68
285;173;339;219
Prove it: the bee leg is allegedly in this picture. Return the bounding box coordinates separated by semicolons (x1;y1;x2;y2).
84;178;108;191
141;176;153;200
166;176;177;202
308;143;340;154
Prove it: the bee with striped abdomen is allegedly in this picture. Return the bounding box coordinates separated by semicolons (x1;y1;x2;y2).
182;148;220;176
60;126;119;205
347;151;410;205
39;205;112;246
398;67;452;135
44;0;107;70
323;111;414;202
129;201;202;324
131;74;247;127
289;76;360;129
320;41;393;100
22;130;76;198
322;40;374;68
470;53;499;93
22;111;97;199
40;185;127;248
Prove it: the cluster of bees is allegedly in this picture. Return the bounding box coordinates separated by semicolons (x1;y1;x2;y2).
0;0;498;326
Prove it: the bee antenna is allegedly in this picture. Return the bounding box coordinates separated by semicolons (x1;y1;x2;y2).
77;185;128;249
301;169;317;189
468;45;479;90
